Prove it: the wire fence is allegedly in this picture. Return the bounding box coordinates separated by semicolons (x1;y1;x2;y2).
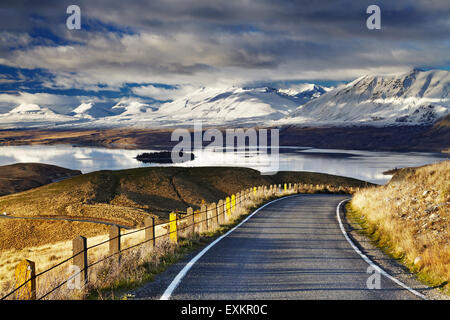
1;182;358;300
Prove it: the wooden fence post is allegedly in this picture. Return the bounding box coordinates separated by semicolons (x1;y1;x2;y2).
217;199;225;225
14;259;36;300
193;209;200;234
239;192;243;210
200;204;207;233
187;207;194;237
144;217;155;248
72;236;88;287
109;225;121;264
207;203;218;231
169;212;177;244
213;202;219;229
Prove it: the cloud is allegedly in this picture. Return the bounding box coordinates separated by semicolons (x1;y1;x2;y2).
132;84;198;100
0;92;82;113
0;0;448;92
0;92;77;105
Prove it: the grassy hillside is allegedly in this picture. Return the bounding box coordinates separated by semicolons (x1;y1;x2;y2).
350;161;449;293
0;163;81;196
0;166;369;251
0;166;369;224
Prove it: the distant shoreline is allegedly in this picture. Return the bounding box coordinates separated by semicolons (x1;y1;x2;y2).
0;124;448;153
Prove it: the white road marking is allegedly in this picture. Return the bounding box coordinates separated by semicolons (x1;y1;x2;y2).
160;195;299;300
336;199;426;300
161;196;427;300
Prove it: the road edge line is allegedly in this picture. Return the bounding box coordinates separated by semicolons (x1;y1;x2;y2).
160;194;300;300
336;198;426;300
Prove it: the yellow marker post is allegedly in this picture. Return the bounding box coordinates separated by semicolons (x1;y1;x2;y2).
14;259;36;300
253;186;257;196
169;212;177;244
231;194;236;213
284;183;287;191
226;197;231;218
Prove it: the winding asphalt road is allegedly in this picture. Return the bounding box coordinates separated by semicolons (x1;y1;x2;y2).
154;194;422;300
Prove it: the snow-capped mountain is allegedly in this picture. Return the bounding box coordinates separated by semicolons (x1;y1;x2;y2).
111;101;157;117
277;83;331;105
8;103;56;116
284;69;449;126
156;85;327;124
69;103;115;119
0;103;74;129
0;69;448;129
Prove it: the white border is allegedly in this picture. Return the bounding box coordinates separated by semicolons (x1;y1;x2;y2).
336;199;426;300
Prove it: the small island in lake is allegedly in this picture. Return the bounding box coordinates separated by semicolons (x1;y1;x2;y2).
135;151;195;164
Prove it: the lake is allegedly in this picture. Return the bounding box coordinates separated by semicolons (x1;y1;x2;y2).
0;144;447;184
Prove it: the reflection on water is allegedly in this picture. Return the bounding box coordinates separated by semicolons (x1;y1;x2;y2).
0;144;447;184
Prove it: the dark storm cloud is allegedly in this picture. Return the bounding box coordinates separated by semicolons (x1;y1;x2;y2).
0;0;448;90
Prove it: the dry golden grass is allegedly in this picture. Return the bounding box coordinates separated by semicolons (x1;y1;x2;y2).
0;221;171;298
1;186;291;299
350;161;449;293
0;219;109;251
0;166;367;249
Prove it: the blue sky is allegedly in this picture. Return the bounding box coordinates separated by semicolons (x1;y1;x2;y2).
0;0;449;113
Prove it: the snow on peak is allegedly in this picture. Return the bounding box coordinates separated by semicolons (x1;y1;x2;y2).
277;83;324;96
0;103;72;129
72;103;93;114
111;101;156;116
9;104;48;114
156;85;323;124
285;69;450;126
70;103;114;118
0;69;448;129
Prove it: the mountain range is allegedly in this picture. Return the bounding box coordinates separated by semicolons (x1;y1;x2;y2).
0;69;448;129
283;68;449;127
